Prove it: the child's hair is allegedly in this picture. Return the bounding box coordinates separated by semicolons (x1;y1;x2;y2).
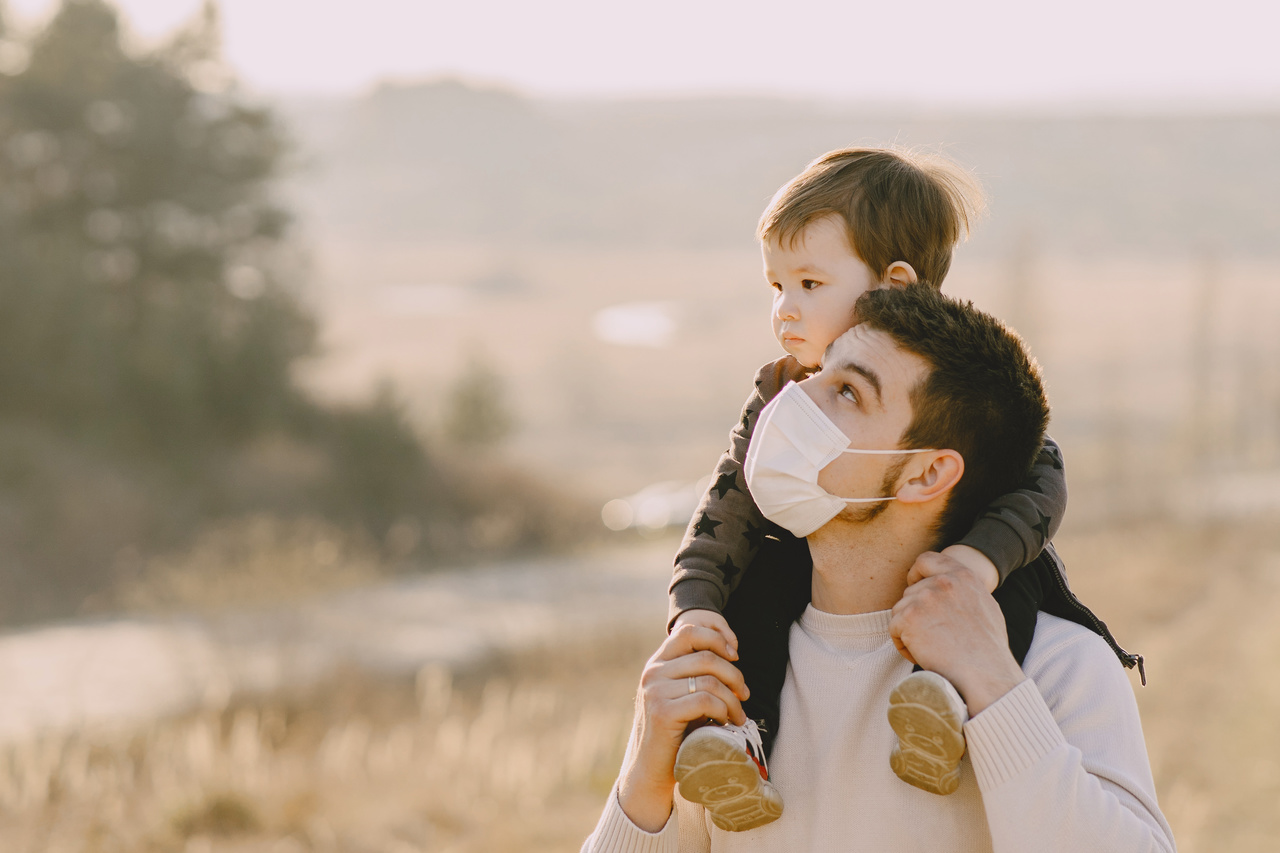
757;147;984;288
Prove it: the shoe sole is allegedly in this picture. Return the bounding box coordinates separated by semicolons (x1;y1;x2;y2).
675;730;784;832
887;677;966;796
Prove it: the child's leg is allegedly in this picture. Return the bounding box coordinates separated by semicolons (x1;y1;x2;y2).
721;532;812;758
991;555;1046;666
674;531;809;831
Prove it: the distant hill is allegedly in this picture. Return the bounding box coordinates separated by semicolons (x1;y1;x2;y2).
280;80;1280;257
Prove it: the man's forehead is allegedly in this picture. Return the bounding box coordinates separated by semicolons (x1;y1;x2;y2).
823;324;927;391
824;323;894;364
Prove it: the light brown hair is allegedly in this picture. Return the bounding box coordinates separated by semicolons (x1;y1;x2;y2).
757;147;983;288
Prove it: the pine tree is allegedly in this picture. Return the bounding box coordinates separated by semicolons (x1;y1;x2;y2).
0;0;314;451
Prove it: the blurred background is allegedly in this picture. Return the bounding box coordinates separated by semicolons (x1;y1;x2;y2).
0;0;1277;850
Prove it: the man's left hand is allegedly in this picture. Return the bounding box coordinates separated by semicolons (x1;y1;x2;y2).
890;552;1026;716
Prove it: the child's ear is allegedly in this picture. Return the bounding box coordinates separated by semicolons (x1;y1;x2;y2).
882;261;918;289
895;450;963;504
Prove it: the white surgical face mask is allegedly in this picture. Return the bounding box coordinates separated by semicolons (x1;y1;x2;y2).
743;381;936;537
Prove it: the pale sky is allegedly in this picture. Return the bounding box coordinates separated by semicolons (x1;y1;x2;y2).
7;0;1280;106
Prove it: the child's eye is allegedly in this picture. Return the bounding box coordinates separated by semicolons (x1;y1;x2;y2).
769;281;782;292
802;279;820;290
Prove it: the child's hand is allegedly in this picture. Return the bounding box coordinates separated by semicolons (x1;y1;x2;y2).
671;609;739;660
909;546;999;594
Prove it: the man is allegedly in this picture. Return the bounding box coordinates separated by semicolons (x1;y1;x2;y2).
583;285;1175;852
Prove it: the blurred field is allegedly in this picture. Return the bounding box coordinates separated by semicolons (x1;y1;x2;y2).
301;237;1280;521
0;633;653;853
1;517;1279;852
4;8;1279;851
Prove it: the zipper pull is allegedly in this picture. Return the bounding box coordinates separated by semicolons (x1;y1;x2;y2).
1128;653;1147;687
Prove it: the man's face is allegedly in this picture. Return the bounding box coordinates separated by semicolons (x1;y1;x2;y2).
796;323;930;506
764;215;882;369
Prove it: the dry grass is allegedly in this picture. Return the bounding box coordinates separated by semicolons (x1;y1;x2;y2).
1057;518;1280;853
2;518;1277;851
0;631;660;853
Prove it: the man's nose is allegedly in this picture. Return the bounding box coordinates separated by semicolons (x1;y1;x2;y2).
795;374;828;411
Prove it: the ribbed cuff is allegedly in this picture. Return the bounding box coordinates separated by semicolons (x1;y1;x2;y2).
668;578;725;629
957;517;1027;585
964;678;1066;790
587;788;679;853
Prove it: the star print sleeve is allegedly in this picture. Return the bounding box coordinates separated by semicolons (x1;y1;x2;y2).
955;436;1068;586
667;357;807;628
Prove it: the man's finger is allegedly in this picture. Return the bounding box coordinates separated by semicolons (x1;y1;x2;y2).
673;610;739;653
675;678;747;726
664;651;750;701
906;551;953;585
660;623;738;663
889;609;919;664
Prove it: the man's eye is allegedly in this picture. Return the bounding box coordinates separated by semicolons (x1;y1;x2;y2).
840;384;858;403
802;279;820;290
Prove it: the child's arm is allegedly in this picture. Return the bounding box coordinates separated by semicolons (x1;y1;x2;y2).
953;438;1068;587
667;356;809;629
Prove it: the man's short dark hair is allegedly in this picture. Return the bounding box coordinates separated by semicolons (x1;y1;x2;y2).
853;285;1050;548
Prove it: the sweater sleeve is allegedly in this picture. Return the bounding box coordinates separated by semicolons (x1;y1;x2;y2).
580;786;681;853
956;436;1068;585
580;740;713;853
579;788;712;853
965;623;1176;853
666;357;808;627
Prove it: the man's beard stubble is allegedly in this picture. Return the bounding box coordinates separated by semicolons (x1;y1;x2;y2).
836;457;909;525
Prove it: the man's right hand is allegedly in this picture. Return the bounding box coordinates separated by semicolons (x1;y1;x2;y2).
618;623;749;832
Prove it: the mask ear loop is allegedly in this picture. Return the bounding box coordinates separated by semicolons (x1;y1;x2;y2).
834;448;938;502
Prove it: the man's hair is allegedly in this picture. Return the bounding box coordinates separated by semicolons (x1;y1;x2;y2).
758;148;983;288
853;285;1049;548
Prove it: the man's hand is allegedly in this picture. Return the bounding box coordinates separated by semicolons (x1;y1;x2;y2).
890;552;1025;717
671;608;738;655
618;623;749;832
931;544;999;593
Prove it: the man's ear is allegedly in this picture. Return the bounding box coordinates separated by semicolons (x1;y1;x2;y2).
881;261;919;289
895;450;963;504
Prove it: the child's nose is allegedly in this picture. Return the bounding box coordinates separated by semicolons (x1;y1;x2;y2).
775;292;800;321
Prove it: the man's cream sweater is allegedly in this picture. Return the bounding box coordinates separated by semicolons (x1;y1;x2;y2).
585;608;1175;853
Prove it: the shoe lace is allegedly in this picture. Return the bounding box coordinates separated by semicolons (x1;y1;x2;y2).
736;719;769;778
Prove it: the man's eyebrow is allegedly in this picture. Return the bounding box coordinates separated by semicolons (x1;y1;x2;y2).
832;358;882;405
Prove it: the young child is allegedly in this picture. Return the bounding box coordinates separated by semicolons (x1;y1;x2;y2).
666;148;1141;832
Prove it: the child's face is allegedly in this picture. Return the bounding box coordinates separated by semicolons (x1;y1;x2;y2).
763;215;882;369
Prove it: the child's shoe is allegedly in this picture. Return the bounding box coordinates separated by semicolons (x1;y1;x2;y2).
887;670;968;795
674;719;784;831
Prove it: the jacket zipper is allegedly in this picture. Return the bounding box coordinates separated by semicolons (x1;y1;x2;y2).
1043;544;1146;686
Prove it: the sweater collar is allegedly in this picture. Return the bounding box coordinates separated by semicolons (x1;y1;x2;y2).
799;604;893;653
